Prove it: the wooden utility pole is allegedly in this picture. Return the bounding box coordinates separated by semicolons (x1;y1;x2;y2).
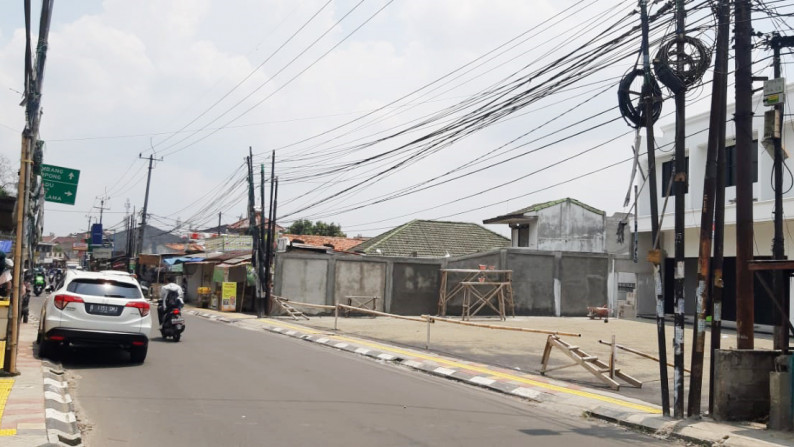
639;0;670;416
688;0;730;417
734;0;755;349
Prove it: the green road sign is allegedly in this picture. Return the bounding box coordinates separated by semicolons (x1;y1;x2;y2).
42;164;80;205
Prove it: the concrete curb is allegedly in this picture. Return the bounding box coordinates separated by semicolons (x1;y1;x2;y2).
41;361;82;447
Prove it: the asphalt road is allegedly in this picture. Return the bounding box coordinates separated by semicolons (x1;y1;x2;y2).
38;305;677;447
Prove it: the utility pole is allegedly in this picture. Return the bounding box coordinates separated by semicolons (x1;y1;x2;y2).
258;163;266;318
264;151;276;317
707;0;731;416
688;0;729;417
734;0;755;349
267;176;279;316
246;150;263;317
94;190;110;225
769;34;794;352
639;0;670;417
136;153;162;270
4;0;55;376
671;0;688;418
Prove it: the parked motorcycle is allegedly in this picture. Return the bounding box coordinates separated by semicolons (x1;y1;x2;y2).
33;273;45;297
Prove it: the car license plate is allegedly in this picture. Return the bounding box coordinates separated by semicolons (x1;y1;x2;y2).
171;318;185;325
87;303;122;316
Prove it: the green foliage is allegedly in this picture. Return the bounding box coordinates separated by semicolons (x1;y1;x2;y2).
288;219;346;237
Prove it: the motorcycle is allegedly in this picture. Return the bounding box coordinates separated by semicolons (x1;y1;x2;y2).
33;273;45;297
159;305;185;342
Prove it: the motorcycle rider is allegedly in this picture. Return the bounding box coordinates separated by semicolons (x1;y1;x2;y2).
158;278;184;328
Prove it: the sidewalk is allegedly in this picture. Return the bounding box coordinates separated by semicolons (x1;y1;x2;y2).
189;307;794;447
0;313;81;447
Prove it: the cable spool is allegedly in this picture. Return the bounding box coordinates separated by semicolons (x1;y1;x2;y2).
617;68;663;128
653;35;711;92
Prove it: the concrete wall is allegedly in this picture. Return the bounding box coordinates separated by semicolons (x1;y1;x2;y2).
506;250;555;316
560;254;608;316
391;262;440;315
536;201;605;252
278;256;328;314
334;260;387;312
274;248;609;317
713;350;779;421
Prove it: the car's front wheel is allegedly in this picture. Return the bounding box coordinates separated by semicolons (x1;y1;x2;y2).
130;345;148;364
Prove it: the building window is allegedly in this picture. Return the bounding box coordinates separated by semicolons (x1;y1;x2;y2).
661;157;689;197
517;224;530;247
724;140;758;187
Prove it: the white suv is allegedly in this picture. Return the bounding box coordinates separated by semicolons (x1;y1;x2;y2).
37;270;152;363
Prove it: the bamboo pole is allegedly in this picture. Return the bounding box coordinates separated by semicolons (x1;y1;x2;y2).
598;339;690;373
423;315;580;337
337;304;426;322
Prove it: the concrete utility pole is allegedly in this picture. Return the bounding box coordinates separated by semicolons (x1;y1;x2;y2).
136;153;162;269
639;0;670;416
689;0;730;417
5;0;55;375
734;0;755;349
769;34;794;352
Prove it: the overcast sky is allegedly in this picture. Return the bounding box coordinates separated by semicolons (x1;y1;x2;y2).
0;1;789;239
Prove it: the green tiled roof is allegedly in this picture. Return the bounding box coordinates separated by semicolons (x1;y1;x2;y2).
483;197;604;224
355;220;510;258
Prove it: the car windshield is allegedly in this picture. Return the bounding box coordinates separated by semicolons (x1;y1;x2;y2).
66;279;142;299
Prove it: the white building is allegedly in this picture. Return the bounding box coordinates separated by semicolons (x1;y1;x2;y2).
635;84;793;324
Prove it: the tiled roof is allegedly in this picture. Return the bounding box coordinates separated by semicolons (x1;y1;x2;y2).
283;234;366;252
227;212;284;232
483;197;604;224
354;220;509;258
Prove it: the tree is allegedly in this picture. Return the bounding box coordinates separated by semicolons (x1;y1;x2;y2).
288;219;346;237
0;154;17;197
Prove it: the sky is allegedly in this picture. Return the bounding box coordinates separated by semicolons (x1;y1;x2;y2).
0;0;791;240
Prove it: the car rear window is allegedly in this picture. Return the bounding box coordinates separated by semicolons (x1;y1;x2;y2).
66;279;142;299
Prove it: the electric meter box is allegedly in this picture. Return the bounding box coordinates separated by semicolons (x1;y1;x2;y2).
764;77;785;106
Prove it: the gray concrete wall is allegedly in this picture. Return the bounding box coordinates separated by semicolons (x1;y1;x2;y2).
505;250;555;315
278;256;329;315
559;254;608;316
606;212;632;255
536;201;605;252
274;248;608;317
713;350;779;421
391;262;441;315
334;260;387;312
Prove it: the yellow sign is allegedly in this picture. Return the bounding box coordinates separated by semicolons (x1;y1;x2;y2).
221;282;237;312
